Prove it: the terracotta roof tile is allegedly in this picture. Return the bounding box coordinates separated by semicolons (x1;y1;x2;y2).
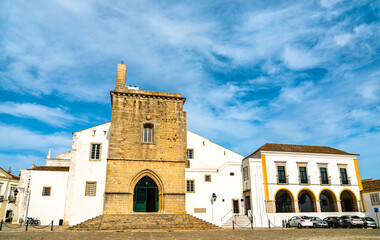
362;179;380;192
29;166;70;172
247;143;357;158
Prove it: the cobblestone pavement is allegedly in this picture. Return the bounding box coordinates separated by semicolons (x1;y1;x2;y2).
1;228;380;240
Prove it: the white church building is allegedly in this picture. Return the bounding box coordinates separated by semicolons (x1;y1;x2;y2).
13;64;366;228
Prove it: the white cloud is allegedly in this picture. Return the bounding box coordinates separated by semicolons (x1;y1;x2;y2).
282;46;320;70
276;81;316;104
334;33;353;46
0;123;72;154
0;102;85;127
320;0;343;8
0;153;45;176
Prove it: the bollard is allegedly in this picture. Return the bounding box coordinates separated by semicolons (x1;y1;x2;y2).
51;220;54;231
232;220;235;230
0;219;3;231
251;218;253;229
268;220;271;229
25;220;28;232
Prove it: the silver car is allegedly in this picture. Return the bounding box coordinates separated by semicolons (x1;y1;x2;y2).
341;215;364;228
287;216;313;228
309;216;329;228
362;217;377;229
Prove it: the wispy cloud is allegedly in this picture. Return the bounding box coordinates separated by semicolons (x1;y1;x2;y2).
0;123;72;154
0;102;85;127
0;0;379;178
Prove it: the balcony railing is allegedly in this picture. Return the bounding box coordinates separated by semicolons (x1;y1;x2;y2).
276;174;289;184
340;176;351;185
319;175;331;185
299;175;310;185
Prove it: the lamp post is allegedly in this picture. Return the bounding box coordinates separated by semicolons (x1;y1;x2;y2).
211;193;217;224
14;188;19;198
24;190;31;224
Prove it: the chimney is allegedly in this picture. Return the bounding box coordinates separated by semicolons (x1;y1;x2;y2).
115;63;127;90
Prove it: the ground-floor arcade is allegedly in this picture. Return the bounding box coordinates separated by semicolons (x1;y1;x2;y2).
269;187;361;213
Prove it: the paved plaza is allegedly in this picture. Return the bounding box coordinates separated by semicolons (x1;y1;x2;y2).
1;228;379;240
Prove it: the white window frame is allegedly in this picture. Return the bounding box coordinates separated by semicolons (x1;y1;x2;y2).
187;149;194;159
370;193;380;205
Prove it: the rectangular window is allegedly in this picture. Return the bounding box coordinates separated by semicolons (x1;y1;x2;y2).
187;149;194;159
142;123;154;143
186;180;195;193
340;168;348;184
320;167;329;184
90;144;101;160
243;167;249;180
85;182;97;196
299;167;308;184
277;166;286;183
205;175;211;182
42;187;51;196
370;193;380;205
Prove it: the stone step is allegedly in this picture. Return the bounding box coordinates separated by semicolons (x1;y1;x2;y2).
222;215;252;228
70;214;220;231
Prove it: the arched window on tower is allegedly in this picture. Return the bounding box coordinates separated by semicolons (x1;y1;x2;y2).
142;123;154;143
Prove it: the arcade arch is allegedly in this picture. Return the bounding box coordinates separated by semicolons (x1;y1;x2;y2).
275;188;295;213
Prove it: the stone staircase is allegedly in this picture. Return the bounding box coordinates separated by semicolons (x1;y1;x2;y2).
222;215;252;228
69;213;220;231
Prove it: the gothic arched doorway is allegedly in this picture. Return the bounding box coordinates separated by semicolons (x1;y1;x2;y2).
298;189;316;212
133;176;158;212
340;190;357;212
319;190;337;212
275;189;294;213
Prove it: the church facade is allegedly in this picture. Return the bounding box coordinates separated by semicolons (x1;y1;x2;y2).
13;64;366;228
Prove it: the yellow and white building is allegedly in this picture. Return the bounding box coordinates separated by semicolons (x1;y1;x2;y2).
0;167;19;222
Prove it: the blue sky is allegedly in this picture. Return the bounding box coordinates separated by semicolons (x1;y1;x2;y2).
0;0;379;179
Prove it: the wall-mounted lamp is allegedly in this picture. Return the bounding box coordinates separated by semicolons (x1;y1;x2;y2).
211;193;217;203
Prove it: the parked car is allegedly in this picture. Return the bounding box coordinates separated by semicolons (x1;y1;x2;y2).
287;216;313;228
309;216;328;228
341;215;364;228
323;217;349;228
362;217;377;229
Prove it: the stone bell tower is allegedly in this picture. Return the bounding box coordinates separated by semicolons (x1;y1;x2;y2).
103;63;187;214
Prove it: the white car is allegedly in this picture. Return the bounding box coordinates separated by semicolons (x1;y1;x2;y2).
287;216;313;228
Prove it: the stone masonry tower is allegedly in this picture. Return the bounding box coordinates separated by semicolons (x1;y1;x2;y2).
104;63;187;214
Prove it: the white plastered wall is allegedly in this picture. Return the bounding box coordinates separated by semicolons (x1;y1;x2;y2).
63;122;110;226
27;170;68;225
362;190;380;225
185;131;244;226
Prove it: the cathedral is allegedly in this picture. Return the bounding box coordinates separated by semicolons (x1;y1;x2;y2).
13;64;365;229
